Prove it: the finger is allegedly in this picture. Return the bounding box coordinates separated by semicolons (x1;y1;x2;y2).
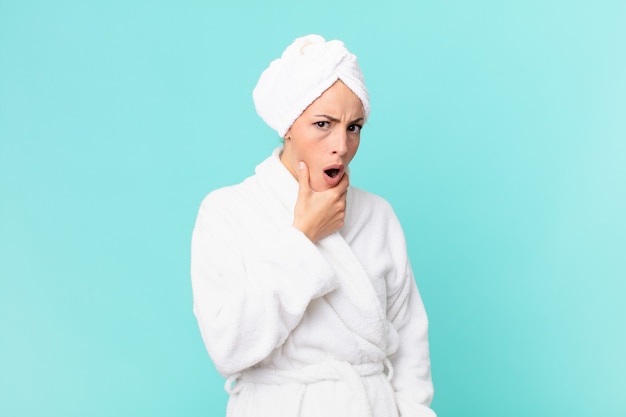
296;161;311;193
336;172;350;194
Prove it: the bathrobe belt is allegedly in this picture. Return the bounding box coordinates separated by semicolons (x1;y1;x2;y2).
225;359;394;417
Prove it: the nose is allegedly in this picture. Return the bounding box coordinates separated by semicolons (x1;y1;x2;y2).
331;129;348;156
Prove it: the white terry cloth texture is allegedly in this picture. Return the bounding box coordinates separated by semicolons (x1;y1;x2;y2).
253;34;370;138
225;359;393;417
191;147;436;417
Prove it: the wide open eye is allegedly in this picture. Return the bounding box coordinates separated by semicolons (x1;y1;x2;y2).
348;124;362;133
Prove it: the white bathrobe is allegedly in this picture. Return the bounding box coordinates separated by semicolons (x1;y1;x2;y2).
191;147;436;417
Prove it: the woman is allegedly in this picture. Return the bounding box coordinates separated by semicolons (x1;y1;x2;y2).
191;34;436;417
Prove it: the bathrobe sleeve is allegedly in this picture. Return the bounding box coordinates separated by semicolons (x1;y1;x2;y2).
191;189;338;377
385;209;436;417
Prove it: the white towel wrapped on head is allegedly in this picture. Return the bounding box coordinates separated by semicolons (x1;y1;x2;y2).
253;34;370;138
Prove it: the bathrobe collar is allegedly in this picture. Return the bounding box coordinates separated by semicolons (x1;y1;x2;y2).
254;146;300;216
254;146;389;351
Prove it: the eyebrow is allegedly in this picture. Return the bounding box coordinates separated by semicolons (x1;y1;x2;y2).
314;115;365;124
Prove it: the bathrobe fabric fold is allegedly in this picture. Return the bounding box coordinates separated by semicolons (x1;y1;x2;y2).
191;147;436;417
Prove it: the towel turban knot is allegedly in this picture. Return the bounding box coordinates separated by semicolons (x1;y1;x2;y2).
253;34;370;138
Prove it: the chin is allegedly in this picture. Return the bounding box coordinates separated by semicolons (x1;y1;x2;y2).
311;181;330;192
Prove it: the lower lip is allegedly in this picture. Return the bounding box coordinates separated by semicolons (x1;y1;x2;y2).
323;171;343;187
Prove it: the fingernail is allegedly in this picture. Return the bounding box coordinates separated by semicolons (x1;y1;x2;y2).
298;161;305;170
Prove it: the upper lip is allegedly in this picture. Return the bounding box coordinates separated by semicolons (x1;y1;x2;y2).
323;164;344;173
323;164;344;179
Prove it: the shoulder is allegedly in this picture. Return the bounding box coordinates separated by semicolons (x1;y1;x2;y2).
199;175;257;210
344;186;411;275
345;186;407;247
347;186;398;223
194;174;264;227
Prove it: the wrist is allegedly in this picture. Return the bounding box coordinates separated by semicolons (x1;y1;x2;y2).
293;221;316;243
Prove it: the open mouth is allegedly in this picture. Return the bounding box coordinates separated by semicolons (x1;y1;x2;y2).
324;168;340;178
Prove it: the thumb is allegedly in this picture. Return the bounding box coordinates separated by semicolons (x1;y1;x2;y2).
296;161;311;192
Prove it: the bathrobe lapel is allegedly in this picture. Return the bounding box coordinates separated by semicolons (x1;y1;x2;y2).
255;148;387;349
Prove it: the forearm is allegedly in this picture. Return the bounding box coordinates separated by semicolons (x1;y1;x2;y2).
191;206;337;376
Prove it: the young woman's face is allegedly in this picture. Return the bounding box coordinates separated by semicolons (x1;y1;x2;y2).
281;80;364;192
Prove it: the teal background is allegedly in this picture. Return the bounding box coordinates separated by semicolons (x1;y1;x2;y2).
1;0;625;416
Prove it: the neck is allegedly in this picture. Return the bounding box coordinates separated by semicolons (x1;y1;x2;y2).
279;145;298;180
